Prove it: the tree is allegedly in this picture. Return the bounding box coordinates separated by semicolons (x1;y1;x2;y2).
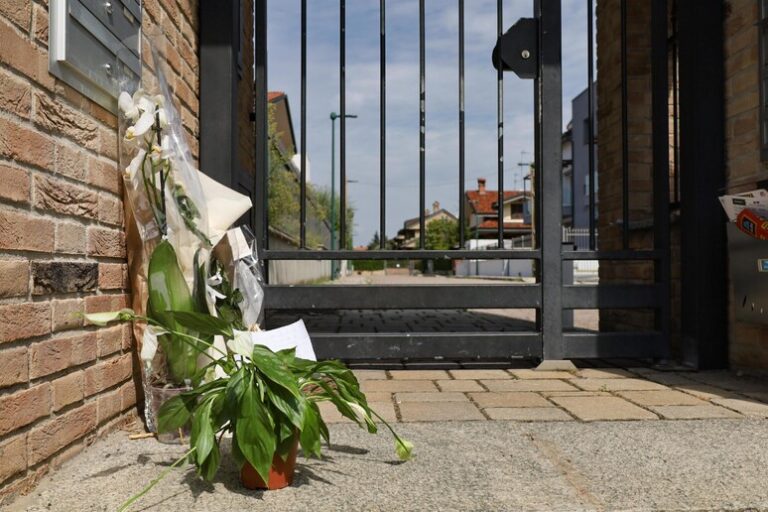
425;218;459;250
367;231;380;250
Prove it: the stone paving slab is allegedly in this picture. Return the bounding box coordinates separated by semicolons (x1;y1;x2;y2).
509;369;575;380
551;396;659;421
395;392;468;403
13;420;768;512
360;380;438;393
616;390;706;406
484;407;573;421
674;383;741;400
389;370;449;380
398;401;486;422
318;401;398;423
649;405;742;420
435;379;484;392
711;397;768;417
469;392;553;408
576;368;636;379
483;379;579;392
572;378;668;392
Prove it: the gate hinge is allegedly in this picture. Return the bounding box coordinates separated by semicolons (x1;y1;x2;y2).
492;18;538;80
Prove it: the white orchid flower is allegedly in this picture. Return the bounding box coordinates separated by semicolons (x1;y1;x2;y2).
127;108;157;140
227;329;255;359
118;91;140;120
124;148;146;179
140;325;166;363
149;135;173;164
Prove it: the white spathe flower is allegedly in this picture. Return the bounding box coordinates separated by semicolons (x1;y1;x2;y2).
227;330;254;359
124;148;147;179
140;325;167;363
118;91;140;120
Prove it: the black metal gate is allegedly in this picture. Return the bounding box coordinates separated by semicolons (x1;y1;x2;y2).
251;0;672;362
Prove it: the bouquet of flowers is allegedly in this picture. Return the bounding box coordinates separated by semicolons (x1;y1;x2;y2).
87;46;410;506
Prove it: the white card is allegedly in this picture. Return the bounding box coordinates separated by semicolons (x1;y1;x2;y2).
250;319;317;361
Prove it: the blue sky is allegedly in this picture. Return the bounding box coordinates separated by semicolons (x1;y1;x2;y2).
267;1;592;246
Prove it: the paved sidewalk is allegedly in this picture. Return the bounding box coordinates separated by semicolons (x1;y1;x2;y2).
8;419;768;511
315;367;768;423
6;368;768;511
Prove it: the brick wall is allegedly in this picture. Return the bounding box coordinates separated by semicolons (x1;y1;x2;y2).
724;0;768;368
0;0;200;503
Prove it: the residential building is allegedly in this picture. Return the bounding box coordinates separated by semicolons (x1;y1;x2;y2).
463;178;531;248
394;201;457;249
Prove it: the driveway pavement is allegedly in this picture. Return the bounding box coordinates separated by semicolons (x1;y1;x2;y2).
7;368;768;511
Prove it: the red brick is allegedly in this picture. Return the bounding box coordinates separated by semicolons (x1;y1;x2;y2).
32;3;48;46
0;68;31;119
29;332;98;379
98;126;118;160
0;117;55;171
33;92;99;151
97;325;123;357
86;227;126;258
3;0;32;31
0;209;55;253
121;380;137;410
33;174;98;219
98;263;127;290
51;298;84;332
0;163;30;204
87;159;121;195
97;193;123;227
121;323;133;350
54;221;86;254
51;371;84;412
27;402;97;465
97;389;122;424
0;383;50;436
84;294;128;315
0;346;28;389
83;354;132;397
0;434;27;485
55;143;89;182
0;16;54;91
0;302;50;344
0;259;29;297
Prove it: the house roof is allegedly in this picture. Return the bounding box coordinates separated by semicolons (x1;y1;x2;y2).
268;91;285;102
476;219;532;231
401;208;458;229
466;190;526;214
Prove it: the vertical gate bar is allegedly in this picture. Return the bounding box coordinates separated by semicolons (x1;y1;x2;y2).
339;0;347;249
299;0;307;248
671;3;680;204
620;0;629;249
419;0;426;249
651;0;671;358
496;0;504;248
254;0;269;276
380;0;386;249
458;0;466;248
587;0;596;250
538;0;564;360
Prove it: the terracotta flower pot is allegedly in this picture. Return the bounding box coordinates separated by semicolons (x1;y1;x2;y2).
240;438;299;490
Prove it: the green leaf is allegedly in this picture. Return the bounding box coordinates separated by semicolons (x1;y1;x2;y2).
395;438;414;461
264;380;304;430
83;308;135;326
235;379;276;483
164;311;234;338
300;402;322;458
192;400;215;465
251;345;301;398
199;441;220;481
230;428;245;468
224;368;247;418
157;394;196;433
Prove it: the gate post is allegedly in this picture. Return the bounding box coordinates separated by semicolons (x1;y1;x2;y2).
536;0;564;361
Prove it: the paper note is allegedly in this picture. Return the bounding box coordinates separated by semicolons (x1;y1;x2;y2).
250;319;317;361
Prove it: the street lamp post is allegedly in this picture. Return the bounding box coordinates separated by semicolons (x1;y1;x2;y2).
330;111;358;278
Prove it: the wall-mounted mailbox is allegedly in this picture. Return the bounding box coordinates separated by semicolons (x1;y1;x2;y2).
728;223;768;325
49;0;141;113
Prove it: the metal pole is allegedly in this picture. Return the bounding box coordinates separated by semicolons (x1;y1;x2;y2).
330;113;336;278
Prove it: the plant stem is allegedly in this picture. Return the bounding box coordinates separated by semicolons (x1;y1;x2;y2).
117;446;196;512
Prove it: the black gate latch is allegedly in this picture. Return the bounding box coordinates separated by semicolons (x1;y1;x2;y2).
492;18;538;79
